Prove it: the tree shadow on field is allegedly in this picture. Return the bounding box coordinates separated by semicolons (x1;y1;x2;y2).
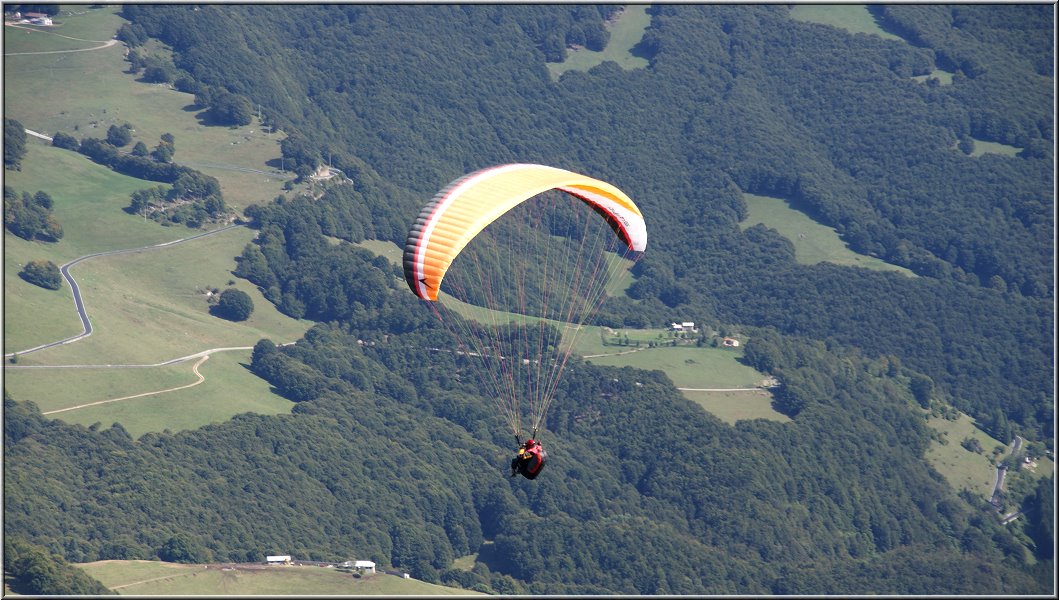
238;361;286;399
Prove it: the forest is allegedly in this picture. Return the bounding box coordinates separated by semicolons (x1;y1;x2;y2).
4;4;1053;595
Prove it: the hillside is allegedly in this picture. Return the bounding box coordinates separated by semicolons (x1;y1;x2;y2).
3;4;1053;596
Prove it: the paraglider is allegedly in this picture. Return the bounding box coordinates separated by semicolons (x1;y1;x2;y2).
402;163;647;476
510;438;547;479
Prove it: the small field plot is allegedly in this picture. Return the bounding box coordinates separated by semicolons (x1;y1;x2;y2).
548;5;651;79
682;389;791;424
585;345;764;390
788;5;902;41
742;193;914;275
968;137;1022;158
77;560;481;595
13;227;311;366
925;411;1004;498
26;351;294;438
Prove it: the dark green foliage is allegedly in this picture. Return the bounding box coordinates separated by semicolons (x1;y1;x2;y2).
126;173;226;229
1023;476;1054;560
106;123;133;147
19;259;62;290
4;4;1051;595
3;536;114;595
50;131;79;151
158;534;209;563
213;288;254;321
116;22;148;47
208;91;254;126
131;140;149;157
4;186;63;241
115;1;1051;439
5;117;28;169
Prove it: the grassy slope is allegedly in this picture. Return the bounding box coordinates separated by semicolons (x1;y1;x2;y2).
788;5;903;41
4;350;295;438
3;7;293;212
547;5;651;80
741;193;915;275
76;560;480;596
3;7;311;436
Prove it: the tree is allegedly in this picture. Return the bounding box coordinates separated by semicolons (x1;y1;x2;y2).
51;132;80;151
158;535;207;563
106;124;133;147
214;288;254;321
211;92;254;126
131;141;149;157
5;118;28;169
20;260;63;290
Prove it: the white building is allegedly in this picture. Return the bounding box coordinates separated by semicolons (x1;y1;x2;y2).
266;555;292;564
354;560;376;573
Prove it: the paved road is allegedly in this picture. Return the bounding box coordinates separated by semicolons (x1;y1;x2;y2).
5;224;243;359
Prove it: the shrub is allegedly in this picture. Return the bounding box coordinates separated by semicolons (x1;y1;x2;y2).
20;260;62;290
213;288;254;321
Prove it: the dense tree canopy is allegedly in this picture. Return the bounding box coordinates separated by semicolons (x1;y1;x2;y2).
4;117;28;169
4;4;1052;595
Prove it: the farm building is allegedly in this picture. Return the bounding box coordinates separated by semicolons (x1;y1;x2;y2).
722;337;740;347
671;321;697;332
266;555;292;565
354;560;376;573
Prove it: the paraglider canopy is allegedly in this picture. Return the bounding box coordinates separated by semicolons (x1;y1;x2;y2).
403;163;647;302
402;163;647;441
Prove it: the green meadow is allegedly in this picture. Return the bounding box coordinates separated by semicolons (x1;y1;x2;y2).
4;141;188;352
682;389;790;425
5;350;294;439
4;7;313;437
9;226;311;366
547;4;651;80
969;137;1022;158
4;6;294;212
925;411;1005;498
788;5;903;41
741;193;915;275
76;560;480;596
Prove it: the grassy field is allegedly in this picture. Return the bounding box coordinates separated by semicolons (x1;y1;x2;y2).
76;560;480;596
924;411;1006;498
969;137;1022;158
8;225;311;366
5;12;315;438
547;4;651;79
682;389;790;424
583;345;765;389
4;350;295;438
741;193;915;275
788;5;903;41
